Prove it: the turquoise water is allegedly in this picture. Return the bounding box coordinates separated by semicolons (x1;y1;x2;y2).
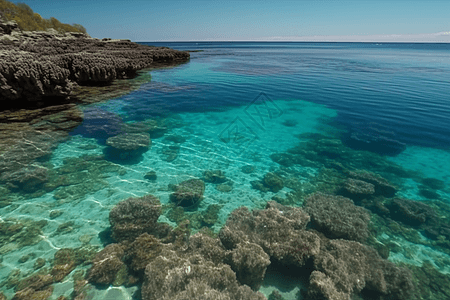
1;42;450;299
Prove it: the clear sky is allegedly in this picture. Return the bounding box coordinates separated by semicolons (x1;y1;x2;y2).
15;0;450;42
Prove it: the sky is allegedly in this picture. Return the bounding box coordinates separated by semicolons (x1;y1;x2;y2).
15;0;450;42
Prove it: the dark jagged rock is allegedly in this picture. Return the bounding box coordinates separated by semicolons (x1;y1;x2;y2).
0;20;190;106
109;194;163;242
170;179;205;207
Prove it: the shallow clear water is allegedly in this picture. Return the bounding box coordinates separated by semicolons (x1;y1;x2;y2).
1;42;450;299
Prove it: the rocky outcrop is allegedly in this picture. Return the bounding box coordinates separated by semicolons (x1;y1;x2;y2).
0;20;190;106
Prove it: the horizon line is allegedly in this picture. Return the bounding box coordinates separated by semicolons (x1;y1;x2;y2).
134;40;450;43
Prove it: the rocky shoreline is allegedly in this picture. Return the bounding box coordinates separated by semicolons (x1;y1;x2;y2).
0;19;190;109
0;19;189;202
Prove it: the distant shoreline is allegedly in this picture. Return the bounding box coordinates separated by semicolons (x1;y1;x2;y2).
138;40;450;44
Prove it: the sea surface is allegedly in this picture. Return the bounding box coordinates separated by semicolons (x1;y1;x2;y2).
1;42;450;299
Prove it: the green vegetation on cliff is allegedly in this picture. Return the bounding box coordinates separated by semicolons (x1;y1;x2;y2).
0;0;86;33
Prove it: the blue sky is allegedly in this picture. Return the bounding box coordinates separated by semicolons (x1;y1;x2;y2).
15;0;450;42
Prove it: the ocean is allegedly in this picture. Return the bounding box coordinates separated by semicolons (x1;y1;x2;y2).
1;42;449;299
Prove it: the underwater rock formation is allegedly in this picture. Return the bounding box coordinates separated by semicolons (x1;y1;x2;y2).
0;19;190;106
386;198;437;227
304;193;371;242
341;124;406;156
109;194;165;242
84;199;417;300
144;170;157;181
71;107;124;139
251;172;284;193
105;132;151;160
339;178;375;201
307;238;414;300
346;170;397;198
87;244;127;285
219;201;320;267
170;178;205;207
141;246;266;300
203;169;227;184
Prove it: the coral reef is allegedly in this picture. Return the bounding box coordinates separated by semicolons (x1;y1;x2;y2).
170;179;205;207
304;193;371;242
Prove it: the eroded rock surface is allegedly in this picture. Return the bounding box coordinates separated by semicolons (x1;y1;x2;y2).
0;19;190;106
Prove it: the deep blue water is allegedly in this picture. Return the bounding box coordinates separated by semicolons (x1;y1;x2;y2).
141;42;450;151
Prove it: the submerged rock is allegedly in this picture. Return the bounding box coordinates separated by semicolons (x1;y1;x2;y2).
305;193;371;242
144;170;157;181
341;125;406;156
170;179;205;207
109;194;163;242
346;170;397;198
72;107;124;139
219;201;318;267
307;238;414;300
87;244;127;286
142;246;266;300
264;172;284;193
203;169;227;184
339;178;375;201
386;198;437;227
105;132;151;160
251;172;284;193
